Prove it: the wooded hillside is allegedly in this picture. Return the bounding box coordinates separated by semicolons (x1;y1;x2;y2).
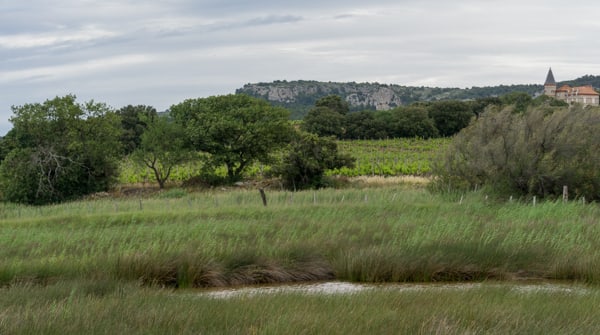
236;75;600;119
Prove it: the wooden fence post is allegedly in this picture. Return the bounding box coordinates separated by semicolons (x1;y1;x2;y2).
259;188;267;207
562;186;568;203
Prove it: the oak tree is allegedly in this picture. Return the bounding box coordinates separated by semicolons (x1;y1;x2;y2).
170;94;292;182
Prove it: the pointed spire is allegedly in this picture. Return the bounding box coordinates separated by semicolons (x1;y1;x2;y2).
545;68;556;86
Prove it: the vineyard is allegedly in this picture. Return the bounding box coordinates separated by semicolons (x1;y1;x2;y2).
329;138;449;177
118;138;450;184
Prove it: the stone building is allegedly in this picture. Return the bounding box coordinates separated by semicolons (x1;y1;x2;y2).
544;68;599;106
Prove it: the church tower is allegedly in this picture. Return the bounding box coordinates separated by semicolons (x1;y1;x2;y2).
544;68;557;96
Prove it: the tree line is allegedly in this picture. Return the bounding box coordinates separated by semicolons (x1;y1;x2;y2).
0;90;573;205
0;94;353;205
300;92;566;140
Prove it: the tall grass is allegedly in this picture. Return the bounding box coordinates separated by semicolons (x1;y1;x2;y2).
1;280;599;334
2;186;600;288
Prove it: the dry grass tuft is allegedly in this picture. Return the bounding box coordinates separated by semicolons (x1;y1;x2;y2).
349;175;430;187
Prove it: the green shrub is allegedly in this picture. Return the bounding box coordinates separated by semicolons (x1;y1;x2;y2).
274;132;354;190
0;96;122;205
432;105;600;200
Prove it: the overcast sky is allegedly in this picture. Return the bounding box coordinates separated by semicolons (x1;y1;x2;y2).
1;0;599;134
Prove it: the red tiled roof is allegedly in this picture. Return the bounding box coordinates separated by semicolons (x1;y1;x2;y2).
555;84;599;96
573;85;599;96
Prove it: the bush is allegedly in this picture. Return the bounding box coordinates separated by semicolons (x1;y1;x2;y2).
274;132;354;190
432;105;600;200
0;95;122;205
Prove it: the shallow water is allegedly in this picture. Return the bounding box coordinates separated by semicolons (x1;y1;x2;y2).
194;281;590;299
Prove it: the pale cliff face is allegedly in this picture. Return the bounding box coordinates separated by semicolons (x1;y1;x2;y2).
241;82;402;110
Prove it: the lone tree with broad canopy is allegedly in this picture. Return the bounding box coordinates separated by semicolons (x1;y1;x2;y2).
0;95;122;205
170;94;293;182
132;115;193;189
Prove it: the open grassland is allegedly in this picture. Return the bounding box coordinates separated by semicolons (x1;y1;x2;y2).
2;185;600;288
2;280;600;334
2;184;600;333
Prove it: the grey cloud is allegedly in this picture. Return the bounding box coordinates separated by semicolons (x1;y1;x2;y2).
202;14;303;33
0;0;599;135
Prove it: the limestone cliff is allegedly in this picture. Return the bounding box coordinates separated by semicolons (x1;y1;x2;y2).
236;80;544;119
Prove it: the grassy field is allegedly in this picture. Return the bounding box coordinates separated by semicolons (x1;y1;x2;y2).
2;280;600;334
2;183;600;333
2;184;600;286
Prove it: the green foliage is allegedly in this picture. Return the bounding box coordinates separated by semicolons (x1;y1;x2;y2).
116;105;158;154
132;116;194;189
427;100;474;137
170;94;293;182
301;106;346;138
469;96;503;117
532;94;569;107
314;94;350;115
304;97;439;140
0;95;122;205
558;74;600;89
275;132;354;190
0;148;40;204
301;95;349;138
0;128;18;163
343;111;387;140
387;106;439;138
499;91;533;113
432;105;600;200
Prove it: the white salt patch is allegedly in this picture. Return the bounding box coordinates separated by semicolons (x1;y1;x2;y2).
202;282;371;299
193;281;591;300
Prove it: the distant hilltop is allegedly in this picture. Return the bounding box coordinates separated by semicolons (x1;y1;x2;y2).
236;75;600;119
